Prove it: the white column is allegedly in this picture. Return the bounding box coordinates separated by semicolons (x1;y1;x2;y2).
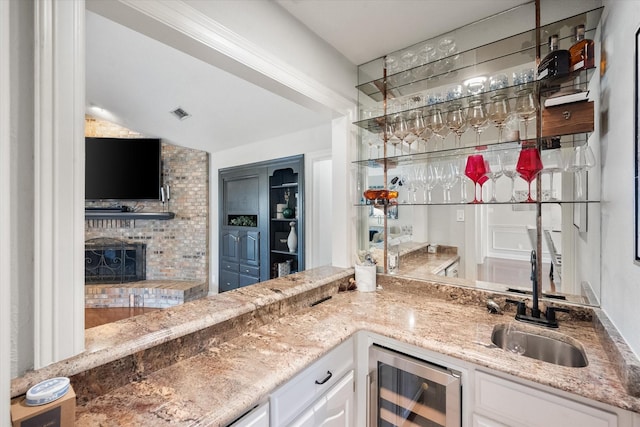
1;0;11;418
331;112;357;268
33;0;85;368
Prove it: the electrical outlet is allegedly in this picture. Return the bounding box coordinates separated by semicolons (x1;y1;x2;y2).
456;209;465;222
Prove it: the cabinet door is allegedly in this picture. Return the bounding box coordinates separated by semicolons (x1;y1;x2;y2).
219;270;239;292
240;231;260;266
289;370;354;427
239;274;260;288
475;372;617;427
230;402;269;427
221;230;240;261
473;414;508;427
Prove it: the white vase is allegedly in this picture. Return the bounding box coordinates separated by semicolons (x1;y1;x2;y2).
287;221;297;253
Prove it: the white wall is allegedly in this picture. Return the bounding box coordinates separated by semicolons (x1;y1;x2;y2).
8;0;35;378
599;0;640;357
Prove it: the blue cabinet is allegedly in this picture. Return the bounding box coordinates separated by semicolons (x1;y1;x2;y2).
219;155;304;292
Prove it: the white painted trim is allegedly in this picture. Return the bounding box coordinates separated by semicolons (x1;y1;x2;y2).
305;149;333;268
117;0;354;115
1;0;11;419
33;0;85;368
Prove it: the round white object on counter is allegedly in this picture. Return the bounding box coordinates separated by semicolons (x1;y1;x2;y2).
25;377;70;406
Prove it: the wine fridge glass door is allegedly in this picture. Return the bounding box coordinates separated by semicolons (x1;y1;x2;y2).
369;345;462;427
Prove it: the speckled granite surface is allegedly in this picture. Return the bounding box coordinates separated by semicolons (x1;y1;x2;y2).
11;266;353;400
11;266;640;426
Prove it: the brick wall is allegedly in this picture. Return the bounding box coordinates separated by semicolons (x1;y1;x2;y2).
84;116;209;286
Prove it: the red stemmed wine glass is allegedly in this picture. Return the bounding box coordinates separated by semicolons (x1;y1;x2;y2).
464;154;487;204
516;148;543;202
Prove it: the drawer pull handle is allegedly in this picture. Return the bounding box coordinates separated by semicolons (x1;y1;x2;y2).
315;371;332;385
563;110;571;120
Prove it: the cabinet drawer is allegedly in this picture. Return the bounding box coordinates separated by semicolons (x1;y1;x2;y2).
239;274;260;288
228;402;269;427
222;261;239;272
270;338;353;426
219;270;239;292
541;101;594;137
239;264;259;277
475;372;617;427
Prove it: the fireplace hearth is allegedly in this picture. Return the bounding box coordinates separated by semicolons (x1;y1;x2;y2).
85;238;146;283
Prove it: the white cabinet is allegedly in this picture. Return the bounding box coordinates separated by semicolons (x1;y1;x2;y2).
229;402;269;427
289;370;354;427
473;414;508;427
474;371;618;427
270;339;354;426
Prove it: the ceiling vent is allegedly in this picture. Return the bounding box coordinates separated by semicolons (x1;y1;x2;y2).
170;107;191;121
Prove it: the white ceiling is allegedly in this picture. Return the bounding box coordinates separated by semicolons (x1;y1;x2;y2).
86;1;531;153
275;0;531;65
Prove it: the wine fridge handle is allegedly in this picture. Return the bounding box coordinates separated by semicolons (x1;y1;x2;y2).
367;371;375;427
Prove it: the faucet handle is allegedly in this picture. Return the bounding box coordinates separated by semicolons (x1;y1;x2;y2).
545;306;570;323
505;299;527;316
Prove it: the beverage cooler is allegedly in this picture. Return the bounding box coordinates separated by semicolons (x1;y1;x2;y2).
368;345;461;427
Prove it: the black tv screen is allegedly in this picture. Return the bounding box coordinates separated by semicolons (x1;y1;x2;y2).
85;137;161;201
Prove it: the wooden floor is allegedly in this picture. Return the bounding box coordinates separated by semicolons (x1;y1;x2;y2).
85;307;162;329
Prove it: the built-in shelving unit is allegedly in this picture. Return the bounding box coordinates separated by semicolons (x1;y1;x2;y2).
354;4;603;302
218;155;304;292
268;156;304;278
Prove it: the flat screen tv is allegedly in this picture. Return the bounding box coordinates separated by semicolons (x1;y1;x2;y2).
85;137;162;201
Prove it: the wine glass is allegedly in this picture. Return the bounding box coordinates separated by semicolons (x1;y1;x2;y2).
438;160;458;203
484;152;503;203
502;149;520;202
392;113;410;155
424;163;439;203
565;145;596;200
437;37;459;73
419;123;434;153
516;147;544;202
446;84;467;148
454;156;469;203
406;109;426;154
488;94;512;143
515;88;538;141
447;106;467;148
399;49;417;84
415;43;437;79
465;154;487;204
467;98;489;146
428;108;448;151
541;147;564;201
412;166;425;203
505;323;527;355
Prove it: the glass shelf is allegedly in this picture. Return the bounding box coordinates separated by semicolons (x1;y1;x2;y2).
353;134;590;168
354;68;595;137
354;3;602;293
356;7;602;103
356;200;601;207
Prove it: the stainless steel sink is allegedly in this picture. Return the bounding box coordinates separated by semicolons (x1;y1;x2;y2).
491;324;588;367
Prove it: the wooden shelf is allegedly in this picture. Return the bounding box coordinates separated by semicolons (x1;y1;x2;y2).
85;211;175;220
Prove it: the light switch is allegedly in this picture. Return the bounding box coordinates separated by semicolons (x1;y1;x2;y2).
456;209;465;222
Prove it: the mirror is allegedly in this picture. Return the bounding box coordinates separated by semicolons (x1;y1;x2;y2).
356;4;603;307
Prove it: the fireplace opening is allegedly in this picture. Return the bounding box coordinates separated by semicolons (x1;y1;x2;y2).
85;238;146;283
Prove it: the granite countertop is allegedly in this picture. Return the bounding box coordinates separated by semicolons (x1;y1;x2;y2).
64;271;640;426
